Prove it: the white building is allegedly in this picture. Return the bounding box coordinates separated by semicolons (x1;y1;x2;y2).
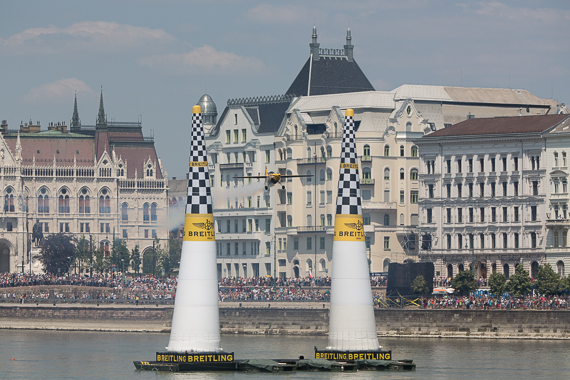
169;28;566;279
544;118;570;276
416;114;570;280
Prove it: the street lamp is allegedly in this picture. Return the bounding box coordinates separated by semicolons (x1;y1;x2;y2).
121;258;125;285
89;235;93;278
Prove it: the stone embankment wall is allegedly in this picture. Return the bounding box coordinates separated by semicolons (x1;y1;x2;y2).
1;304;569;339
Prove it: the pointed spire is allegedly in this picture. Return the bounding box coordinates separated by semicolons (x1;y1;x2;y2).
96;87;107;127
15;132;22;162
310;26;320;61
344;28;354;62
71;92;81;130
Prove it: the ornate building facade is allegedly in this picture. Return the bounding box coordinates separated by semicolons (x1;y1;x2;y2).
416;114;570;280
168;28;566;279
0;92;169;273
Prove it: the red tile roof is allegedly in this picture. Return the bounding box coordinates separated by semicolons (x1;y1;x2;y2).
424;114;570;138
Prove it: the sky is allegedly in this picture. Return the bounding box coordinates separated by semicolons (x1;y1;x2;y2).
1;0;569;178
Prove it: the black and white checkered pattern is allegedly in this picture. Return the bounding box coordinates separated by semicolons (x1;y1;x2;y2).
335;114;362;215
186;111;213;214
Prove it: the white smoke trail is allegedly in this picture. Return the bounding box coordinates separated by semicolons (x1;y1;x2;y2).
211;181;266;209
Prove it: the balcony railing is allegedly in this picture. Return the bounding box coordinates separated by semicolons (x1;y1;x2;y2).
361;178;375;185
297;226;327;233
297;157;326;165
220;163;244;170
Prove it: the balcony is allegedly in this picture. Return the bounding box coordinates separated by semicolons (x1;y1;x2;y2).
546;218;570;227
220;163;244;170
361;155;372;162
297;157;326;165
361;178;375;185
362;201;396;210
297;226;327;233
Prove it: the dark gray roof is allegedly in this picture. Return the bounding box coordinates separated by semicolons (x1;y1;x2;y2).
286;57;375;97
251;102;290;134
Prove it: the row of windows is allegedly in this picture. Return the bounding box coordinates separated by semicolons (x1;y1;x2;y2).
217;218;271;233
427;154;542;175
427;181;540;198
444;232;537;250
225;129;248;144
275;144;419;161
430;205;539;224
33;221;157;239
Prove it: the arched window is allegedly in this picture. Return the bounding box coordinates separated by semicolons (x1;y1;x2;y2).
400;168;405;180
384;145;390;157
326;168;333;181
320;259;326;271
58;194;69;213
307;214;312;226
400;145;405;157
326;146;332;157
287;148;292;160
447;264;453;278
327;214;332;226
99;189;110;214
286;169;293;182
411;145;418;157
143;203;150;221
287;215;292;227
362;167;371;182
384;168;390;180
410;169;419;180
557;260;565;276
320;214;325;226
384;214;390;226
400;213;404;225
383;259;391;272
38;188;49;213
307;259;313;272
151;203;157;222
4;188;14;213
306;170;312;183
294;125;298;140
503;263;510;279
79;188;90;214
307;147;312;159
319;169;325;182
321;146;325;158
121;203;128;221
363;145;371;160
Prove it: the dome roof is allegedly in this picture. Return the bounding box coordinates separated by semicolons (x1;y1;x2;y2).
198;94;217;115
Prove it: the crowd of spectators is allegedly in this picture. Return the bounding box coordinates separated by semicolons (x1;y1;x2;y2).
2;272;567;309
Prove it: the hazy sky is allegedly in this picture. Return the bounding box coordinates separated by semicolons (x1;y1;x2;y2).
1;0;569;178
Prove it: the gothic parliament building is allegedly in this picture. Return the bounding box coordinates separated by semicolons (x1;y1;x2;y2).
0;92;169;273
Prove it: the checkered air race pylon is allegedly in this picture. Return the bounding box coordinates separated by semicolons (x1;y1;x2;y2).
335;110;362;216
328;109;380;351
166;105;222;353
187;109;213;215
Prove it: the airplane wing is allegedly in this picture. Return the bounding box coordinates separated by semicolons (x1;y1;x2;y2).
233;175;267;179
281;174;313;177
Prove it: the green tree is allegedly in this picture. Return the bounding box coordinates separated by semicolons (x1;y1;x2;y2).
93;248;106;274
168;235;182;272
39;233;77;275
506;264;532;296
75;235;90;273
411;275;430;294
113;239;130;273
534;263;560;295
488;272;507;296
451;270;477;296
130;245;141;275
558;276;570;294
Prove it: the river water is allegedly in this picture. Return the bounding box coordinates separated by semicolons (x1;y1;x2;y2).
1;330;568;379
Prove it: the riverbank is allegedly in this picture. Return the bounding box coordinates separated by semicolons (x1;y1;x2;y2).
1;303;569;340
